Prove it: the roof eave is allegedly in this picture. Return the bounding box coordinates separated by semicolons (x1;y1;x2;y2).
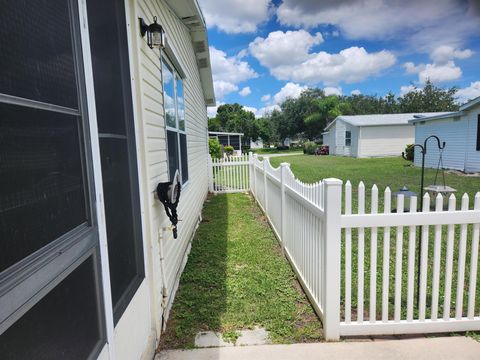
459;95;480;111
408;111;463;124
165;0;216;106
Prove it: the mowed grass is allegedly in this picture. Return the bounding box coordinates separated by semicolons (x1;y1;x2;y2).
251;147;303;155
159;193;322;350
269;155;480;324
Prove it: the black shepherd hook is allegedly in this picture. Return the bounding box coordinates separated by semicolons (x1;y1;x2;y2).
402;135;445;309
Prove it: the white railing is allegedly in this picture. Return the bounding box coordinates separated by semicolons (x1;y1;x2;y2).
208;153;480;340
208;154;250;193
340;182;480;337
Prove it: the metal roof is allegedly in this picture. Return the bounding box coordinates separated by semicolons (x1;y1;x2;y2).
408;95;480;124
324;112;452;131
209;131;244;136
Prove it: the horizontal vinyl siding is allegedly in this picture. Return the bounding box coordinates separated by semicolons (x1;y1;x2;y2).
413;118;468;171
359;125;414;158
465;108;480;172
335;120;346;155
128;0;209;347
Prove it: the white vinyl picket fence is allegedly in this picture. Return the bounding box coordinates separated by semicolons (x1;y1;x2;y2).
207;153;480;341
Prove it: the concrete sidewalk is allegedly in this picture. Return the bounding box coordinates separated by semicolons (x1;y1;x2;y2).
157;336;480;360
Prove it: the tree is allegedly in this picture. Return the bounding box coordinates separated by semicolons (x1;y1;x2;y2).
212;103;259;145
398;80;459;112
279;88;325;140
208;117;221;131
304;96;352;138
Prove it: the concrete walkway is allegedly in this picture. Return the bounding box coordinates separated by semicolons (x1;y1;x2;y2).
157;336;480;360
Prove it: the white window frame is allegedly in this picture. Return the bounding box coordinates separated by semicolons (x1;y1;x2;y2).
161;55;188;186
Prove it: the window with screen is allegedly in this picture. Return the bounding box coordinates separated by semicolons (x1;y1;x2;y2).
162;57;188;184
345;131;352;146
0;1;104;357
86;0;144;324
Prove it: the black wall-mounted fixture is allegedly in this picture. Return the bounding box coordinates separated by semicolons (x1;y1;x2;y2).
139;16;165;49
156;170;181;238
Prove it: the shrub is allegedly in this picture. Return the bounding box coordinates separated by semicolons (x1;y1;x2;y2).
303;141;317;155
404;144;414;161
276;145;289;150
209;138;222;159
224;145;234;156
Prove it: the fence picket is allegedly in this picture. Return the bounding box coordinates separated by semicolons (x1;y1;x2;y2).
443;195;456;320
370;185;378;323
467;193;480;318
419;193;430;321
345;181;352;324
406;196;417;322
394;195;404;322
357;181;365;323
431;194;444;320
382;187;391;322
455;194;470;319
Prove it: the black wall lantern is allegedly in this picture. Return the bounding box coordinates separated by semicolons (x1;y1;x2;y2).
139;16;165;49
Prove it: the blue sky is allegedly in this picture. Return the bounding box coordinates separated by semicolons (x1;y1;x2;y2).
199;0;480;117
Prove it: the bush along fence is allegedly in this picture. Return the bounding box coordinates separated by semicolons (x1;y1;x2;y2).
207;153;480;341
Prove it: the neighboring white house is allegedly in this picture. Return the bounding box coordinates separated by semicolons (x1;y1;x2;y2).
322;113;449;158
0;1;214;360
209;131;243;155
409;96;480;173
250;138;264;149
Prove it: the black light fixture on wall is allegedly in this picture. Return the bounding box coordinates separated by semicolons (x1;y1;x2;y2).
139;16;165;49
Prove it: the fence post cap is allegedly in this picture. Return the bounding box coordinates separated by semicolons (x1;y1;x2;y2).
323;178;343;186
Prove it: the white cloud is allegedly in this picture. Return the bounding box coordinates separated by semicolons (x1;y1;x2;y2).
207;101;225;118
239;86;252;97
261;94;271;102
213;81;238;100
430;45;474;64
276;0;479;51
249;30;323;68
199;0;272;33
418;62;462;83
273;82;308;104
209;46;258;100
249;31;395;85
324;86;342;96
351;89;361;95
244;104;281;118
403;45;472;84
399;84;421;96
456;81;480;104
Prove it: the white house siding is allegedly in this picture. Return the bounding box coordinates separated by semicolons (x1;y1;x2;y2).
465;108;480;172
110;1;210;359
359;125;414;158
413;118;468;171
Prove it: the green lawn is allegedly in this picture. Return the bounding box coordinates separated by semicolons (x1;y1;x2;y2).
251;148;303;155
159;193;322;349
269;155;480;323
269;155;479;207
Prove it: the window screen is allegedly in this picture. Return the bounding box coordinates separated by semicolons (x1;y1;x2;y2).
229;135;240;150
0;104;87;272
218;135;229;147
0;256;102;359
0;0;78;109
87;0;144;323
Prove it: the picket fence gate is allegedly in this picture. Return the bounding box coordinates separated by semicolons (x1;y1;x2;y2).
207;153;480;340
